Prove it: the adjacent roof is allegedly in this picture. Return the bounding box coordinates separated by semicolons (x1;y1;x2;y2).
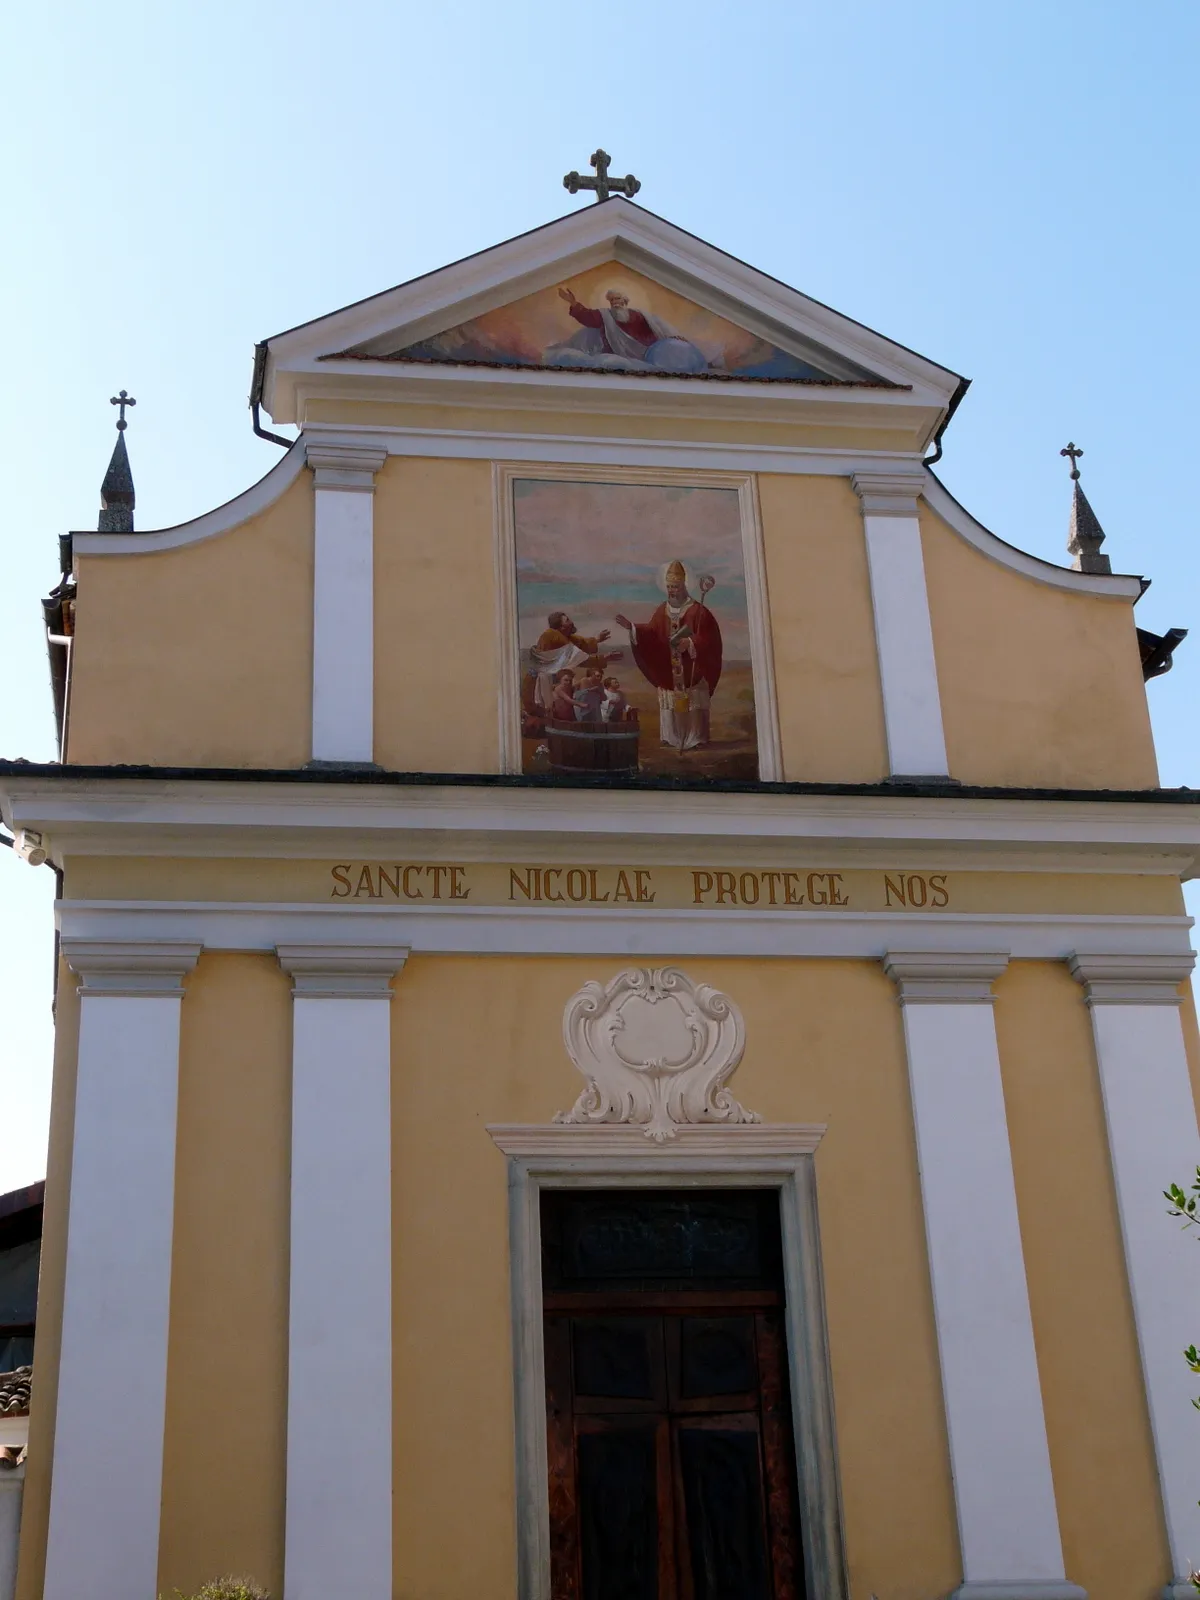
0;1367;30;1420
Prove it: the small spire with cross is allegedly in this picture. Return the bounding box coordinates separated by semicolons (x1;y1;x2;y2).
563;149;641;204
110;389;136;431
99;389;137;533
1060;440;1110;574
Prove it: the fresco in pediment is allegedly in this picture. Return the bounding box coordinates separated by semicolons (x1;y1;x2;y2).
388;264;833;381
516;477;759;782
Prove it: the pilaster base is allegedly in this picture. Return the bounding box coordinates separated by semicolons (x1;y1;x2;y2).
953;1584;1087;1600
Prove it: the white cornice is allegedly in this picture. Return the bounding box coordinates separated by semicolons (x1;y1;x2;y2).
55;902;1195;963
486;1123;827;1160
261;199;962;424
277;942;409;997
1068;951;1196;1005
883;950;1010;1003
3;776;1200;874
59;938;202;997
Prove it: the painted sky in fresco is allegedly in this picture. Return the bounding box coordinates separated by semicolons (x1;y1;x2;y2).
389;263;833;380
513;478;752;658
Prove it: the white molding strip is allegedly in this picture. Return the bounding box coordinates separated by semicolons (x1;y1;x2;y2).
279;945;407;1600
56;900;1196;962
485;1124;847;1600
72;440;305;556
263;196;957;401
0;1462;24;1600
307;443;386;763
885;954;1082;1600
920;473;1142;600
855;474;949;778
43;941;200;1600
1071;954;1200;1592
491;462;783;781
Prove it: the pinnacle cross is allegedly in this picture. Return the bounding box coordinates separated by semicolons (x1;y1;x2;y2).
110;389;136;431
563;149;641;204
1060;440;1084;481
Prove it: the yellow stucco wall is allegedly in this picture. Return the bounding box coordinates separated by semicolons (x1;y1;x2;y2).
373;457;499;772
995;962;1170;1594
302;398;921;456
67;475;314;768
18;949;1193;1600
61;456;1164;792
157;954;292;1597
386;953;959;1600
757;474;888;783
60;853;1190;919
921;507;1158;789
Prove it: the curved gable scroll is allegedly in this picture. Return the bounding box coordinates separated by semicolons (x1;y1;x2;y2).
72;440;306;557
922;471;1143;600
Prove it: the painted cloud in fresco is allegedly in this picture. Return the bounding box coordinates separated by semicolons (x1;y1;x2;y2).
382;264;835;381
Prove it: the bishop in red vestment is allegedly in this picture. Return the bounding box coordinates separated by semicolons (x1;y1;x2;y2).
615;562;722;751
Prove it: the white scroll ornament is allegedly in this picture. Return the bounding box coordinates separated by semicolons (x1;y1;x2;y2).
555;966;760;1143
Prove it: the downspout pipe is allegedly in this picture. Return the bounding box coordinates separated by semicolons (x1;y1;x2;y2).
250;341;293;449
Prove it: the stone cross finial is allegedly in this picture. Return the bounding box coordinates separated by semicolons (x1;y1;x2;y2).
110;390;136;431
563;149;641;204
1060;440;1083;481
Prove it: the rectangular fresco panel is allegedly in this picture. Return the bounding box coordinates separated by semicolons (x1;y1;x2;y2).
515;479;758;781
392;263;833;381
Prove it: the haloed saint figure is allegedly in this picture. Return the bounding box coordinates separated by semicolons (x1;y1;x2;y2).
515;479;758;781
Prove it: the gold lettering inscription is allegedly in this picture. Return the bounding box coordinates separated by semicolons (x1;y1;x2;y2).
884;873;950;909
331;864;951;910
510;867;539;901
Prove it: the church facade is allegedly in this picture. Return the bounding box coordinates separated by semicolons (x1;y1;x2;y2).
2;192;1200;1600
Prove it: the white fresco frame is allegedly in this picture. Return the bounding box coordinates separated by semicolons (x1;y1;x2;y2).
492;463;783;781
485;1124;848;1600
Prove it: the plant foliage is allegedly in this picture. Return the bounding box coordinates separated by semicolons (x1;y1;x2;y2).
165;1578;270;1600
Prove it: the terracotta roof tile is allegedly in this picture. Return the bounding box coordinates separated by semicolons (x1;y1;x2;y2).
0;1366;31;1418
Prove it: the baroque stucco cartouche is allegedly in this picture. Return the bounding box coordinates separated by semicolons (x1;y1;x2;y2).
66;474;314;768
757;474;888;783
920;507;1158;790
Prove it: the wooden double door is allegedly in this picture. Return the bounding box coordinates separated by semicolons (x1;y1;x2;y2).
541;1191;804;1600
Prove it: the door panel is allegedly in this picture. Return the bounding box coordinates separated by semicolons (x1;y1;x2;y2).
578;1424;662;1600
677;1422;771;1600
542;1191;804;1600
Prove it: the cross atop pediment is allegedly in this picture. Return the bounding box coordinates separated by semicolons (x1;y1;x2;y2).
563;149;640;204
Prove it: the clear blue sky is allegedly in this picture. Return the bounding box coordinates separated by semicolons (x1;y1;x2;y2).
2;0;1197;1189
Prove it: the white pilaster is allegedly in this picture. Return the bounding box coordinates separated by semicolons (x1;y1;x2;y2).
853;472;950;779
277;944;409;1600
45;939;201;1600
884;952;1081;1600
1070;953;1200;1598
306;443;388;766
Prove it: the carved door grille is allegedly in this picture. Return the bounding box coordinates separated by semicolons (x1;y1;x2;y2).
541;1190;805;1600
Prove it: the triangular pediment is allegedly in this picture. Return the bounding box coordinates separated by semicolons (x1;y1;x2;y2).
261;199;965;436
337;262;875;385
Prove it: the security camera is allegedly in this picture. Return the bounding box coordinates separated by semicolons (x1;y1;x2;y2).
14;829;49;867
